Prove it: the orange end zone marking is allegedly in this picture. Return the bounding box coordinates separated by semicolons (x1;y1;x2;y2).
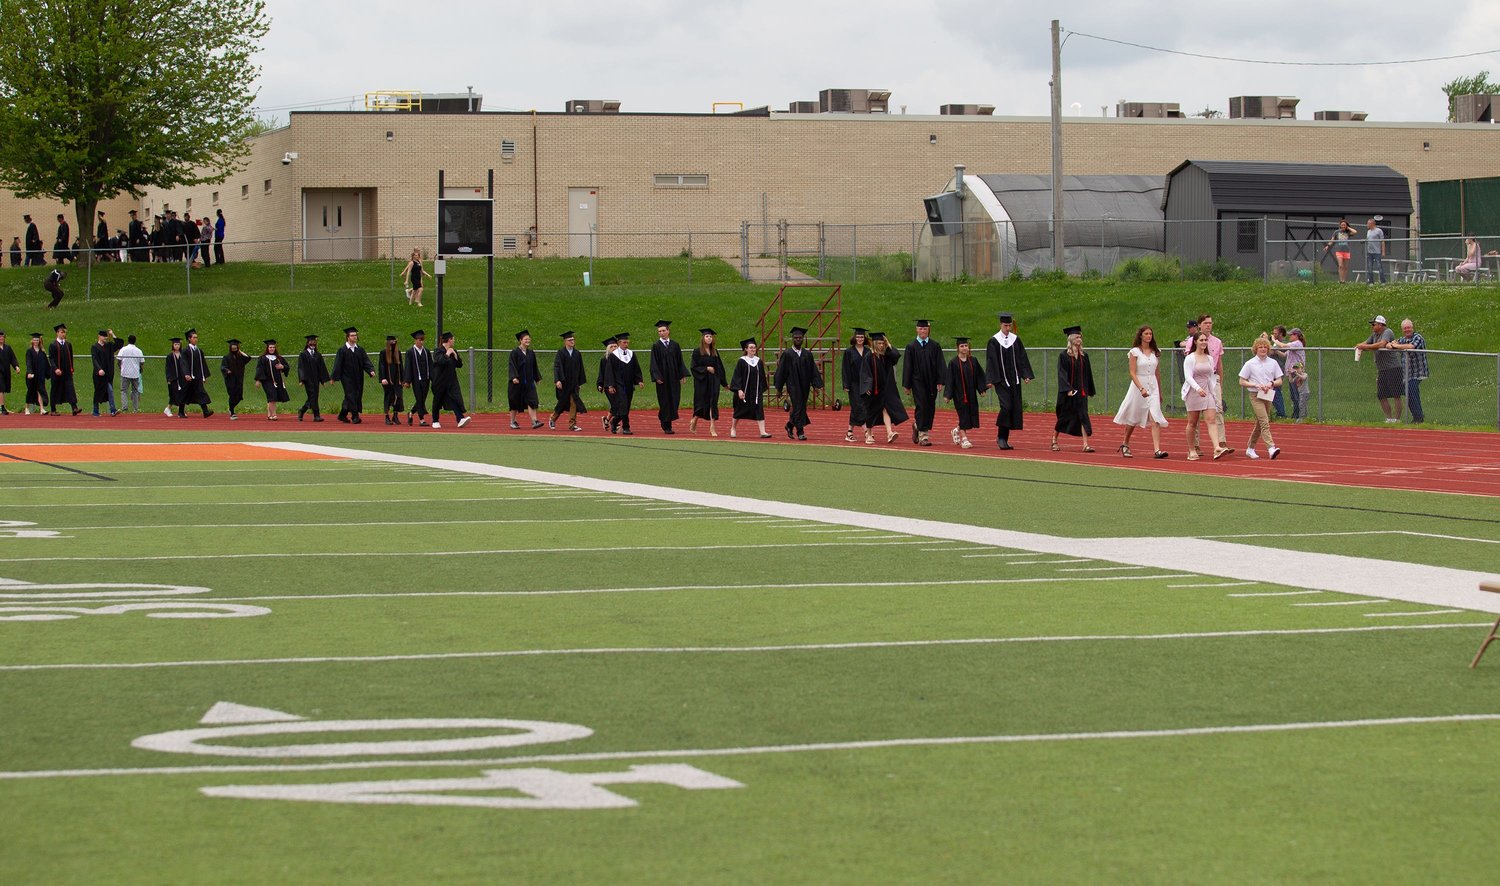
0;444;343;463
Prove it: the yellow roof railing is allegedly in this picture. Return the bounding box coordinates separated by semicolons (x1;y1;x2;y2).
364;91;422;112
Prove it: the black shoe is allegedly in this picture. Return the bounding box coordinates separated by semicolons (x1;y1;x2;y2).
663;427;675;435
997;440;1014;450
298;407;306;420
797;432;807;441
621;429;634;435
337;414;350;424
72;407;82;416
786;425;795;440
313;416;325;422
407;413;414;426
351;415;362;424
548;418;556;430
203;409;213;419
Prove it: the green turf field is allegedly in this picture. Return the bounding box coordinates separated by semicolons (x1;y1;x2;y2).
2;428;1498;883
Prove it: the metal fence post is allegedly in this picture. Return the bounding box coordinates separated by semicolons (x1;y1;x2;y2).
289;239;295;291
1102;349;1109;410
818;222;826;280
468;346;476;409
687;231;693;285
740;222;749;280
390;235;395;289
184;249;192;297
1317;349;1324;422
910;222;918;281
86;251;92;301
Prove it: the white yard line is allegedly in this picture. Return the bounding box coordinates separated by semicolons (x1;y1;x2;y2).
1059;566;1147;572
15;495;613;508
1168;581;1258;589
1;622;1483;672
1204;530;1500;545
1364;610;1466;618
1293;600;1390;608
1228;590;1323;598
5;711;1499;782
42;516;749;532
968;558;1091;565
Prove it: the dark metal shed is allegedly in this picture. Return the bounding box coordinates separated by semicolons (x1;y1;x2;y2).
1163;160;1413;275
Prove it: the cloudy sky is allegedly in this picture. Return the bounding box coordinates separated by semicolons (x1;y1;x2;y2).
253;0;1499;122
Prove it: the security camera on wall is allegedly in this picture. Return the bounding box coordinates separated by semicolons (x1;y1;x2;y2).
281;152;298;165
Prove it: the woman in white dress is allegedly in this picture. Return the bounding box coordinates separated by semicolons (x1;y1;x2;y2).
1112;325;1169;459
1183;332;1233;461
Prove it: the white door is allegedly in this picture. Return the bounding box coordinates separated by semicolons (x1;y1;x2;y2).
302;190;364;261
568;188;599;257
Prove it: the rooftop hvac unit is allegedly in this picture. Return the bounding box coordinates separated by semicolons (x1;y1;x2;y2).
786;101;819;114
564;99;622;114
1115;101;1184;118
1313;110;1369;122
1453;94;1499;123
939;104;996;116
819;88;892;114
1229;96;1299;119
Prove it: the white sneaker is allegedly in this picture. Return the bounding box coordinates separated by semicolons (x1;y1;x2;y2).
457;415;471;428
431;421;441;429
163;406;172;416
1246;449;1260;459
1268;446;1281;460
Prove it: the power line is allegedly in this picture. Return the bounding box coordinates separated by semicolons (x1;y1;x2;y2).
252;95;360;113
1065;31;1500;67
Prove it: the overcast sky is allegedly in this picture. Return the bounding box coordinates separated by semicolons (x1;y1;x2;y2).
253;0;1499;122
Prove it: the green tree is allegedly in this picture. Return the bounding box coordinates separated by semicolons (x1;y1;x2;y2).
1441;70;1500;122
0;0;269;264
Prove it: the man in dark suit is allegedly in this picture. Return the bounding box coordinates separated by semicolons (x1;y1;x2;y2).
330;326;374;424
550;331;586;431
46;324;80;415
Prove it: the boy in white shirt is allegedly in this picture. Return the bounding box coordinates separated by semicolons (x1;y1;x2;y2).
115;335;145;413
1237;336;1284;460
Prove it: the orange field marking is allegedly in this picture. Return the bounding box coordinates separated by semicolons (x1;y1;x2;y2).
0;443;343;463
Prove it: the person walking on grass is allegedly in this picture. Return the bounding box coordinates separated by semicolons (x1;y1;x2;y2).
728;337;772;439
331;327;374;424
1356;315;1402;422
1112;325;1169;459
1323;218;1354;283
378;335;406;426
508;329;543;429
254;340;291;420
47;324;80;415
24;332;50;414
1237;335;1284;460
404;330;432;426
1051;326;1096;453
774;326;823;441
220;339;253;420
180;329;214;418
690;328;727;437
430;331;470;429
402;248;430;306
944;337;989;449
1390;318;1428;423
90;329;123;417
1184;332;1233;461
0;331;17;415
650;320;688;435
842;328;869;442
985;312;1033;450
297;334;330;422
116;335;144;413
550;331;587;432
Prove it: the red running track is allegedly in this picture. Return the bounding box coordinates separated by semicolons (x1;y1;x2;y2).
4;407;1499;498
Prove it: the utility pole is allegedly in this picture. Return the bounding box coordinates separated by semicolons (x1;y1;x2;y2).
1050;19;1064;272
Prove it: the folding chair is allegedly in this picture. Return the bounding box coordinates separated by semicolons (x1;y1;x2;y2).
1468;580;1500;668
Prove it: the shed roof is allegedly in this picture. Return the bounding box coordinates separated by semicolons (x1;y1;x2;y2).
974;174;1165;252
1164;160;1412;214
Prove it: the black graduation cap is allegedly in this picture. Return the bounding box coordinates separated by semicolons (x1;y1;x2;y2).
384;334;397;342
304;334;319;342
226;338;241;346
168;337;182;344
263;339;277;346
739;337;758;349
852;327;867;335
602;336;618;346
615;331;631;340
439;331;455;342
515;329;530;341
410;329;425;338
868;331;887;341
559;330;575;339
998;312;1014;323
789;326;808;336
655;319;672;328
955;337;971;345
97;329;110;337
699;327;716;336
343;327;358;335
915;319;932;326
31;332;44;339
53;323;67;332
184;328;197;336
1063;325;1082;336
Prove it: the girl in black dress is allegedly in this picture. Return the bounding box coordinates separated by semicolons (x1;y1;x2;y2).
164;338;186;417
859;333;909;444
254;339;291;420
1051;326;1096;452
689;328;727;436
728;338;771;439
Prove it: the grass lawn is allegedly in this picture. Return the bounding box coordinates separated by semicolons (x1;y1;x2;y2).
1;428;1497;883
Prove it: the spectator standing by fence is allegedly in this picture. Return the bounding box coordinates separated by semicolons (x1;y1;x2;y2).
116;335;144;413
214;210;226;265
1356;315;1401;422
1273;327;1309;422
1390;318;1428;423
1324;219;1354;283
1364;217;1387;284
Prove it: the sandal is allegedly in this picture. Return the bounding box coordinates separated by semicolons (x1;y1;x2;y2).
1154;450;1169;459
1119;445;1132;458
1212;447;1232;460
886;430;898;443
1186;451;1200;461
1049;441;1061;451
1082;446;1096;453
865;430;875;444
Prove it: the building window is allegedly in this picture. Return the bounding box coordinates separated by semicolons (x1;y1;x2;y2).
185;198;192;211
1236;219;1258;253
653;173;709;188
241;184;249;199
263;178;272;194
500;139;516;161
212;191;219;205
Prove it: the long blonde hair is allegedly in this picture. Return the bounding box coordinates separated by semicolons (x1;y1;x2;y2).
1066;333;1083;356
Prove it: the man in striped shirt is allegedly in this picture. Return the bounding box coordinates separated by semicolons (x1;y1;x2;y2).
1390;318;1428;423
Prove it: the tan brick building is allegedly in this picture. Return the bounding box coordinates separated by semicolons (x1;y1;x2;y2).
12;111;1500;264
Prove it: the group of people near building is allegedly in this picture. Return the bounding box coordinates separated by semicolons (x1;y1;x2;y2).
9;210;225;267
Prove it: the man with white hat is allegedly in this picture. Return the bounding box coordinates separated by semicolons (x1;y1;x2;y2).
1355;315;1401;422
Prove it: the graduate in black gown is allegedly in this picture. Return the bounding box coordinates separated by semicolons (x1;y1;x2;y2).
180;329;213;418
773;326;823;440
549;331;587;431
945;337;991;449
602;332;643;435
164;337;187;416
90;329;123;416
0;331;16;415
841;328;869;442
297;334;330;421
985;312;1034;450
855;332;908;444
649;320;688;434
1052;326;1096;452
507;329;542;430
220;339;253;420
430;331;469;429
596;337;617;431
254;340;291;420
377;335;405;426
728;337;772;439
902;319;946;447
46;324;79;415
330;327;375;424
689;328;727;436
23;332;50;414
403;330;432;426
